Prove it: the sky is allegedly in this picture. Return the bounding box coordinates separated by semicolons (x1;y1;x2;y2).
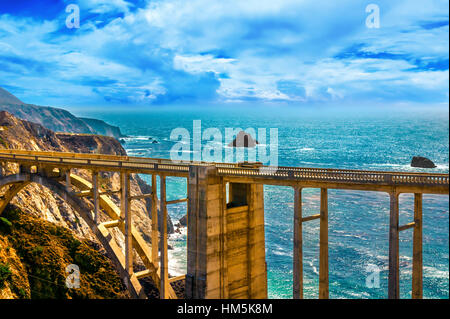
0;0;448;108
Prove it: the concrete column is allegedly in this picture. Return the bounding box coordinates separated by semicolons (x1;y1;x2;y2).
293;187;303;299
319;188;329;299
92;171;99;224
121;172;133;276
65;169;72;193
151;174;159;266
186;165;224;298
159;175;169;299
412;193;423;299
246;183;267;299
388;191;400;299
186;166;267;299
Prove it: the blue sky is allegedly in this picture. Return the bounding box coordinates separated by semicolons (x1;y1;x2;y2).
0;0;448;108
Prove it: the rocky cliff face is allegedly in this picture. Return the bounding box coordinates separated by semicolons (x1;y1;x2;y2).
79;118;125;138
0;87;123;138
0;111;173;267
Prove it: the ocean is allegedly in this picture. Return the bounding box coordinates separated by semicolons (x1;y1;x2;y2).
74;105;449;299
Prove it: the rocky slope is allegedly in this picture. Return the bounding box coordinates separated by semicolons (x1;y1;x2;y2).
0;87;124;138
79;118;126;138
0;205;128;299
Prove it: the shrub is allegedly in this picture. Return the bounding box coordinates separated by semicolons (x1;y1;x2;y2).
0;263;12;288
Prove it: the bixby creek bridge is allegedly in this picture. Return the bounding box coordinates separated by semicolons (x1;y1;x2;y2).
0;149;448;299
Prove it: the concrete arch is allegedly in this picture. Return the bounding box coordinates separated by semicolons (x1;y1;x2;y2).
0;173;145;298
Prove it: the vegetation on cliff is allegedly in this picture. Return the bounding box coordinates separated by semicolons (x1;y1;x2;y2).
0;205;129;299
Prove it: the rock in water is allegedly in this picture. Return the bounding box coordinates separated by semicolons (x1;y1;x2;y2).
179;214;187;227
228;131;259;148
411;156;436;168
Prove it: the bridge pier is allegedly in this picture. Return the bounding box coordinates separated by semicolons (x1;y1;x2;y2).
120;172;133;277
293;187;303;299
92;171;99;224
293;187;329;299
388;191;400;299
319;188;329;299
412;193;423;299
151;174;159;268
186;166;267;299
159;175;169;299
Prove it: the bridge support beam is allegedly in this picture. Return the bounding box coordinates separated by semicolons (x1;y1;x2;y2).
293;187;303;299
186;166;267;299
92;171;99;224
388;191;400;299
121;172;133;277
319;188;329;299
159;175;169;299
65;169;72;192
412;193;423;299
151;175;159;266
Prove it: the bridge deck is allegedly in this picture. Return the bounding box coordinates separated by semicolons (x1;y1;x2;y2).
0;149;448;194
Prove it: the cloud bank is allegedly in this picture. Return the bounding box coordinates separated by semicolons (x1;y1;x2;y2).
0;0;448;107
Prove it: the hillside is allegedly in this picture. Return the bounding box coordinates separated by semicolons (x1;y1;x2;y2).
0;111;176;298
0;205;129;299
0;110;174;238
0;87;124;138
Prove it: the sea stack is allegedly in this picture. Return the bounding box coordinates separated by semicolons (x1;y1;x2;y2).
228;131;259;148
411;156;437;168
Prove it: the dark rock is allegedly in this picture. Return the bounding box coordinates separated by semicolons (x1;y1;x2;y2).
179;214;187;227
228;131;259;148
119;139;126;145
152;140;158;144
411;156;436;168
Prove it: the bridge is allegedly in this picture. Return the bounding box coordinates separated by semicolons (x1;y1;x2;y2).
0;149;448;299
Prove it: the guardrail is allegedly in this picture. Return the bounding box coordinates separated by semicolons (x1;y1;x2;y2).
0;150;448;187
216;167;448;186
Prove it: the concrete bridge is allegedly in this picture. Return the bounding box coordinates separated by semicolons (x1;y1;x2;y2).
0;149;448;299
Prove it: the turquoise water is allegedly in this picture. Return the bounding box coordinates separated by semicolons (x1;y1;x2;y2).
75;106;449;299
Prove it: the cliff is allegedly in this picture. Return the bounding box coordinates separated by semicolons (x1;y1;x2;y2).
0;87;123;138
79;118;126;138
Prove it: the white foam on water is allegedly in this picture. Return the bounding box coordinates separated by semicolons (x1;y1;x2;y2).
424;266;450;279
168;227;187;276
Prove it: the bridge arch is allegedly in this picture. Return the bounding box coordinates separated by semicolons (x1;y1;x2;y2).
0;173;143;298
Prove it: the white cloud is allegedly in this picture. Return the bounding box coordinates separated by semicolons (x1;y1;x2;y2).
0;0;448;106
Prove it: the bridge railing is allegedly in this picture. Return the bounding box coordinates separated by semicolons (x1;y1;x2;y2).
216;167;449;186
0;150;448;187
